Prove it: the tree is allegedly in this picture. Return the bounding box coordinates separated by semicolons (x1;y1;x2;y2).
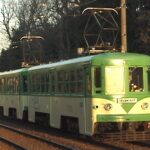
127;0;150;54
52;0;81;59
0;0;150;71
0;0;18;41
0;0;63;70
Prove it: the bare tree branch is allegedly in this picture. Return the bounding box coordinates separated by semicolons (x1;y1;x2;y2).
0;0;18;40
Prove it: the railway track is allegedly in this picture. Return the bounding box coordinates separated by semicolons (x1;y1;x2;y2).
0;123;74;150
0;136;27;150
128;141;150;149
101;140;150;150
1;119;150;150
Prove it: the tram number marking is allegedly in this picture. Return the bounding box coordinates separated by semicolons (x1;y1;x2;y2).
117;98;137;103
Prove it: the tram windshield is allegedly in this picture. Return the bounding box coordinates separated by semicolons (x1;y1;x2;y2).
129;67;143;92
105;66;125;94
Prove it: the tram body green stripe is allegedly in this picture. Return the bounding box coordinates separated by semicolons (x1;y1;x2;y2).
97;114;150;122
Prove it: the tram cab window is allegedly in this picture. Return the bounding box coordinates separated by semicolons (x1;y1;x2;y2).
94;68;101;93
129;67;143;92
148;68;150;91
86;72;91;95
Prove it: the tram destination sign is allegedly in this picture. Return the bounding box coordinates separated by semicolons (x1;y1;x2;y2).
116;98;137;103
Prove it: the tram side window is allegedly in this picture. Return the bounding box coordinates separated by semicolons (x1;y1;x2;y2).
57;71;65;93
45;73;49;93
64;72;69;93
14;77;19;93
51;73;55;93
0;78;3;93
30;73;40;93
37;75;41;93
30;72;49;94
77;69;84;94
33;75;37;93
129;67;143;92
41;73;49;93
30;74;36;93
41;74;45;93
22;76;27;93
7;77;13;93
94;68;101;93
1;78;6;93
6;78;10;93
148;68;150;91
70;70;76;93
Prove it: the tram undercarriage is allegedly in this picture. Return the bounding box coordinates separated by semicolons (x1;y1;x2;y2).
94;122;150;141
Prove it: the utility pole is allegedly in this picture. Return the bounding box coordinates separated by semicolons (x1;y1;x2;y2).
121;0;127;53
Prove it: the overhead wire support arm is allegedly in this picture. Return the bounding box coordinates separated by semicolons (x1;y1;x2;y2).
20;35;45;67
82;7;119;53
20;36;44;41
82;7;118;15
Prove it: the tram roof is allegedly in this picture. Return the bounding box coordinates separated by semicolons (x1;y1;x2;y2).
92;52;150;65
0;68;27;75
29;52;150;71
0;52;149;74
28;55;95;71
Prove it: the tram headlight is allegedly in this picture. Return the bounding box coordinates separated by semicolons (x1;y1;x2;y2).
104;103;112;111
141;102;149;110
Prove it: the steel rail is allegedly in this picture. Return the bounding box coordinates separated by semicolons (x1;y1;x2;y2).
0;136;27;150
0;123;74;150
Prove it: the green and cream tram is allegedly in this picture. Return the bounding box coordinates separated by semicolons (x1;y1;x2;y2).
0;52;150;140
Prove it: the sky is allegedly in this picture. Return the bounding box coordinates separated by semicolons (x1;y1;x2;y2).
0;27;9;51
0;1;10;51
0;35;9;51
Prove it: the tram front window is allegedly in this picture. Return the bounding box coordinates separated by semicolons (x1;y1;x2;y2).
94;68;101;93
105;66;125;95
129;67;143;92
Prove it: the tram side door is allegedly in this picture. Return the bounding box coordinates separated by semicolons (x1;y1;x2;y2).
83;66;92;134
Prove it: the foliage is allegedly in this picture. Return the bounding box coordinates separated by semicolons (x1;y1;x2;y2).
0;0;150;71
